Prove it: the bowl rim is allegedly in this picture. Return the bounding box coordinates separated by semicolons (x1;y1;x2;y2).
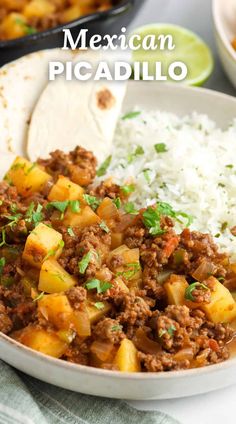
0;0;133;49
212;0;236;62
1;81;236;382
1;331;236;380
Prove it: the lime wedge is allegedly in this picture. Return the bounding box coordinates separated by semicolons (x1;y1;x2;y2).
131;24;214;86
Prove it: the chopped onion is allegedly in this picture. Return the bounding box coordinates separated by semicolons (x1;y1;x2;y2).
192;260;215;282
90;340;114;361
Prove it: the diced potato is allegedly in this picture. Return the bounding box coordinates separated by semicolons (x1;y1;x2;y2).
0;13;29;39
164;274;188;306
73;310;91;337
201;277;236;323
114;339;141;372
114;277;129;293
86;296;111;324
97;197;119;228
5;156;51;197
48;175;84;202
23;223;63;269
38;294;74;330
111;232;124;250
24;0;56;18
15;327;68;358
63;205;100;228
39;259;76;293
59;5;83;23
109;245;141;288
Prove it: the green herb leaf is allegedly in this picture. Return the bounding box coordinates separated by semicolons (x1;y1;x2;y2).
0;258;5;275
226;164;233;169
26;203;44;226
142;207;165;236
113;197;121;209
159;324;176;338
116;262;141;280
78;251;92;274
143;169;151;183
83;194;101;211
111;324;123;332
122;111;141;120
46;201;69;214
100;221;110;233
97;155;112;177
69;200;80;213
33;291;45;302
154;143;168;153
94;302;105;310
67;227;75;237
121;184;135;196
85;279;112;294
0;229;6;247
124;202;138;215
127;145;144;163
185;282;208;302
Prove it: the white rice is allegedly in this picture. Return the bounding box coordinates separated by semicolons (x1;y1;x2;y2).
99;109;236;260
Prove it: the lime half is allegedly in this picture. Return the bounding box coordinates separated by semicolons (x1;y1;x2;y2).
131;24;214;86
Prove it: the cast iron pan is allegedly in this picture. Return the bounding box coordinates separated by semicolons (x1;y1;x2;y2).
0;0;145;66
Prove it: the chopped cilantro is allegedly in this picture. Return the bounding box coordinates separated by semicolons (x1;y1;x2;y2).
221;222;228;232
226;164;233;169
67;227;75;237
121;184;135;196
85;279;112;294
94;302;105;310
143;202;193;236
185;282;208;302
33;291;45;302
127;145;144;163
0;229;6;247
122;111;141;120
78;251;92;274
124;202;138;215
99;221;110;233
116;262;141;280
111;324;123;332
97;155;112;177
46;201;69;214
154;143;168;153
83;194;101;211
113;197;121;209
26;203;44;226
143;169;151;183
0;258;5;275
69;200;80;213
159;324;176;338
142;207;165;236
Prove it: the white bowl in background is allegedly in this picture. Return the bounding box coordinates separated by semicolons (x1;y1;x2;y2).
1;81;236;400
213;0;236;88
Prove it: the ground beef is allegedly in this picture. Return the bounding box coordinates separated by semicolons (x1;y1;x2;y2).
59;224;111;277
66;287;87;310
89;181;122;200
0;301;12;333
38;146;97;187
93;318;125;344
118;293;152;326
177;228;228;277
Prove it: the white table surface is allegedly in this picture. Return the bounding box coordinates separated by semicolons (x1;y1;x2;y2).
127;1;236;423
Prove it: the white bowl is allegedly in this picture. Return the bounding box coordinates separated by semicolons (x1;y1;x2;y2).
1;81;236;400
213;0;236;88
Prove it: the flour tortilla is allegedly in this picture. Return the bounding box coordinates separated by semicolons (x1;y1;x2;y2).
27;50;127;162
0;49;75;157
